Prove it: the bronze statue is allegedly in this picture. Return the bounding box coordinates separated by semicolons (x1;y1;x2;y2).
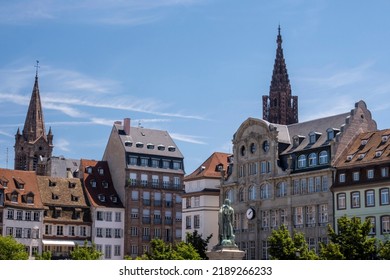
218;198;236;246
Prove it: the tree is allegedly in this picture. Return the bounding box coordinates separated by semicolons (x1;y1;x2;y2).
136;238;201;260
320;216;377;260
268;224;318;260
34;251;52;260
185;230;212;260
0;235;29;260
377;238;390;260
70;241;102;260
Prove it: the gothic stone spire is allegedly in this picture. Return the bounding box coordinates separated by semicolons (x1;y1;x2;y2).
262;26;298;125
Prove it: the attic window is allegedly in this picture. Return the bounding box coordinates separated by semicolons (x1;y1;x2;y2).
68;182;76;188
52;193;59;200
125;141;133;147
14;178;25;189
26;194;34;204
90;180;96;188
71;195;79;202
86;166;93;174
102;181;109;188
11;192;18;202
309;132;321;144
168;146;176;152
157;145;165;151
382;135;389;143
98;194;106;202
111;196;118;203
98;168;104;175
375;150;383;158
136;142;144;148
357;153;366;160
346;155;354;161
361;139;368;146
147;143;155;149
0;177;8;188
216;164;224;172
49;180;57;187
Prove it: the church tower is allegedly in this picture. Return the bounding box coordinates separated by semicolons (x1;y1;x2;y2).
14;62;53;175
262;26;298;125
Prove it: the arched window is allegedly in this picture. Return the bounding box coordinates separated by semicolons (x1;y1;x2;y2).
260;184;271;199
297;155;306;168
319;151;328;164
308;153;317;166
248;186;256;201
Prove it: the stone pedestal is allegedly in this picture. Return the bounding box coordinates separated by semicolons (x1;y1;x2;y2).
206;245;246;260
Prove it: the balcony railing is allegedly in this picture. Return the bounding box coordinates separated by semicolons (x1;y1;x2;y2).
126;179;184;191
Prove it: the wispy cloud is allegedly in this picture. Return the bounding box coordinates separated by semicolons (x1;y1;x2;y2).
0;130;14;138
0;0;203;25
170;133;207;145
0;63;206;120
55;138;71;152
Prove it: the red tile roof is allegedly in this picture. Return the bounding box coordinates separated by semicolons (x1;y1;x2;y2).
184;152;231;181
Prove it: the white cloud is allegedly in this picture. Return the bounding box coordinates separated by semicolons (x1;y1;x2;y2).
170;133;207;145
55;138;71;152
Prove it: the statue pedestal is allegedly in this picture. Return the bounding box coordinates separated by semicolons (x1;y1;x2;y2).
206;245;246;260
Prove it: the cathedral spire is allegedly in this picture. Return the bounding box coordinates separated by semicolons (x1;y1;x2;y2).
262;26;298;125
22;61;46;142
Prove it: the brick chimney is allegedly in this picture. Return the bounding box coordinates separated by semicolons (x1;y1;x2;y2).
123;118;131;136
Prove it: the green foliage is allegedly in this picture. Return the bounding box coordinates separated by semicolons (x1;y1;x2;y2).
70;241;102;260
136;238;201;260
185;230;212;260
0;235;29;260
268;224;318;260
377;238;390;260
34;251;52;260
320;216;377;260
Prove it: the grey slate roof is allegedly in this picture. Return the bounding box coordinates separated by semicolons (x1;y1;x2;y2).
116;124;184;159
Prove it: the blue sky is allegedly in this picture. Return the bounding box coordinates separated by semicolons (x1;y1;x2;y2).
1;0;390;174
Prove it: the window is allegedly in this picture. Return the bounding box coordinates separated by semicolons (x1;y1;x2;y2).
380;188;389;205
297;155;306;168
151;159;159;168
260;184;271;199
105;228;112;238
186;216;191;229
339;173;346;183
308;177;314;193
25;211;31;221
15;228;22;238
114;245;121;257
97;211;103;221
131;208;139;219
239;188;244;202
351;191;360;208
337;193;346;210
98;167;104;175
381;216;390;234
16;210;23;220
115;212;121;222
353;172;360;182
147;143;154;149
162;160;170;169
315;177;321;192
152;175;159;187
248;186;256;200
96;228;103;238
45;225;52;235
319;151;328;164
141;174;148;187
173;162;181;170
381;167;389;178
194;215;200;229
173;177;181;188
69;226;75;236
226;189;233;202
33;212;40;221
131;191;139;200
293;179;300;195
293;207;303;227
322;176;328;191
130;227;138;236
276;182;287;197
306;205;316;226
193;196;200;207
327;128;334;140
308;153;317;166
367;169;374;179
262;211;269;229
57;226;63;236
280;209;287;226
365;190;375;207
129;156;137;166
105;245;112;259
300;178;307;194
318;204;328;224
309;132;316;144
90;180;96;188
367;217;376;235
140;158;148;167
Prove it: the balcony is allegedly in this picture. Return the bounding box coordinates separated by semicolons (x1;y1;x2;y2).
153;200;162;207
154;218;162;225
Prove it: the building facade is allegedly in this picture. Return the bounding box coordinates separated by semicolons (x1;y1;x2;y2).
182;152;230;247
14;71;53;175
0;169;44;258
103;118;184;258
80;159;125;259
333;129;390;240
221;101;376;259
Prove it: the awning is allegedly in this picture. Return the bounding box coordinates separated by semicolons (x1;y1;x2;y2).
42;240;92;246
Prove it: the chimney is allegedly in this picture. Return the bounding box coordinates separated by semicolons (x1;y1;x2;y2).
124;118;131;135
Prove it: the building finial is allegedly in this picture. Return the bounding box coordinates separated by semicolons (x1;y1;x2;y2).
34;60;40;77
278;24;281;36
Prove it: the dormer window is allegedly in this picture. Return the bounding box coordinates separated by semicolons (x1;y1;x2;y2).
346;155;354;161
361;139;368;146
309;132;321;144
125;141;133;147
157;145;165;151
14;178;25;190
168;146;176;152
216;164;224;172
86;166;93;174
26;193;34;204
98;194;106;202
98;168;104;175
11;191;18;202
375;150;383;158
147;143;155;149
136;142;144;148
357;153;366;160
52;193;59;200
49;180;57;187
326;128;334;141
382;135;389;143
68;182;76;188
90;180;96;188
71;195;79;202
102;181;109;188
0;177;8;188
111;196;118;203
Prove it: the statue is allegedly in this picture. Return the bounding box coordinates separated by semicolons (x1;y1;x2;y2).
218;198;236;246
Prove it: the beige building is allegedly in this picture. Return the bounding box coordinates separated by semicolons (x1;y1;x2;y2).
333;129;390;240
221;101;377;259
183;152;230;247
102;118;184;258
